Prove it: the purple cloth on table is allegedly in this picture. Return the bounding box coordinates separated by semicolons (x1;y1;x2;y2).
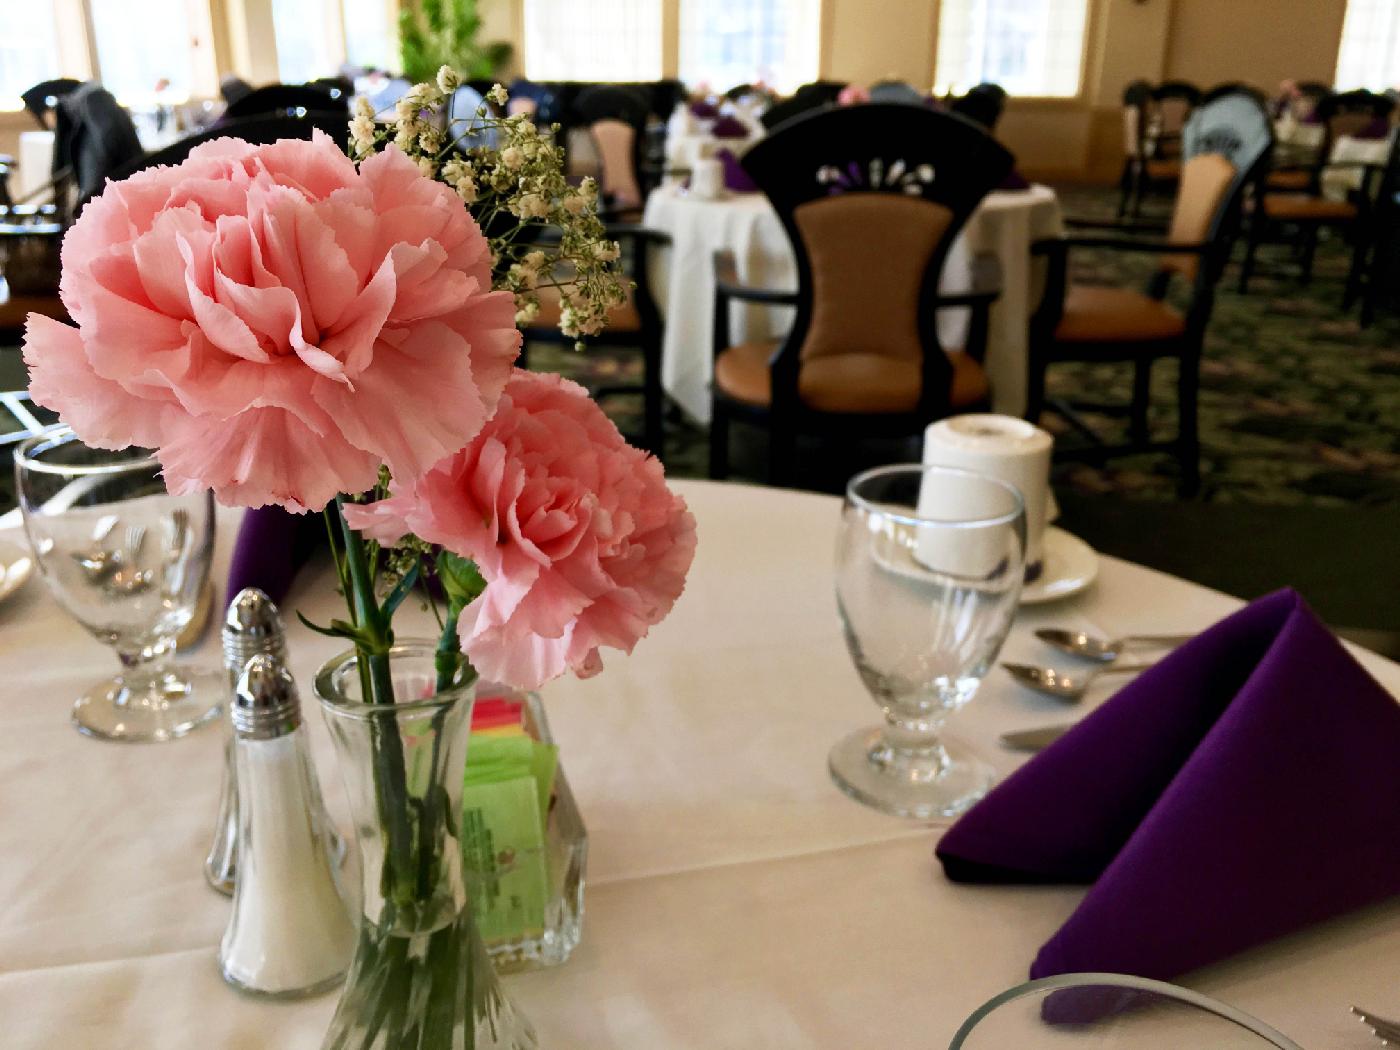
936;588;1400;982
709;115;749;139
227;506;321;607
716;148;759;193
688;100;719;120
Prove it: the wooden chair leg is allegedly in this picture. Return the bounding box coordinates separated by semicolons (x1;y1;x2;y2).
1238;216;1263;294
1130;358;1152;448
1299;225;1318;286
1344;229;1370;311
708;406;730;480
1176;355;1201;497
1024;352;1048;426
642;341;664;461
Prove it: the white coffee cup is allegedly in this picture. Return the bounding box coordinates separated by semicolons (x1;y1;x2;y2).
921;414;1056;578
690;157;724;200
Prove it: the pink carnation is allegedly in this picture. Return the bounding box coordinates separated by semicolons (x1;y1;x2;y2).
23;130;519;512
346;370;697;689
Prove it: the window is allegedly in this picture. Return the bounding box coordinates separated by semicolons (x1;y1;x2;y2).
1335;0;1400;90
934;0;1089;99
0;4;60;110
523;0;663;81
342;0;397;72
272;0;344;84
679;0;818;93
90;0;193;104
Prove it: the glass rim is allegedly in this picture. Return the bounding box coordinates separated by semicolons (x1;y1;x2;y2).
845;463;1026;530
948;972;1305;1049
315;640;478;721
13;427;161;478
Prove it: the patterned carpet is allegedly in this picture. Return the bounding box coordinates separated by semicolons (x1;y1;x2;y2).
530;184;1400;507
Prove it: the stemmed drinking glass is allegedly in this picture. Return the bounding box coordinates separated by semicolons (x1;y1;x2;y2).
16;429;223;742
830;464;1026;819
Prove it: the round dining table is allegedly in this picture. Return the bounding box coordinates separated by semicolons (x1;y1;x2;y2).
642;185;1063;426
2;479;1397;1048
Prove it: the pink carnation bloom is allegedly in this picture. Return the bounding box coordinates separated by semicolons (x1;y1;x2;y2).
346;370;697;689
23;130;519;512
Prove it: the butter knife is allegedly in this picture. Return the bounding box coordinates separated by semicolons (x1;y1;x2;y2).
1000;724;1073;752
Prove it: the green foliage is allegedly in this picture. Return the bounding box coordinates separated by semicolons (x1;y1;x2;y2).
399;0;513;82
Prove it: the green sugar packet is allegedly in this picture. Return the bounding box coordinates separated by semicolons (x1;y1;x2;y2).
461;734;560;945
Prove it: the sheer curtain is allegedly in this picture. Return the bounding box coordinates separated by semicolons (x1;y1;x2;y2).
0;3;59;109
1335;0;1400;90
934;0;1089;98
271;0;341;84
678;0;819;93
523;0;663;81
89;0;192;104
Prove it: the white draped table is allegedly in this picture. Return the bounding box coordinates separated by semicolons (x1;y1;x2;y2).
642;185;1063;424
2;480;1397;1048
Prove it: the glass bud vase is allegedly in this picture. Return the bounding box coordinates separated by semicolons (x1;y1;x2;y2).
315;642;537;1050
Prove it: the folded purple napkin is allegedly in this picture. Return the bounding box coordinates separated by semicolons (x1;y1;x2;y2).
998;169;1031;191
937;588;1400;981
227;506;321;607
716;148;758;193
688;100;719;120
709;115;749;140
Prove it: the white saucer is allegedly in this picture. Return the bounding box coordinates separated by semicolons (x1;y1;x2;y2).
0;538;34;605
1021;527;1098;605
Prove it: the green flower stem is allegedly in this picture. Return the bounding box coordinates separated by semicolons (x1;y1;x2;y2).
333;498;419;914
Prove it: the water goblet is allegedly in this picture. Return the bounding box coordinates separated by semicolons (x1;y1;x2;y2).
830;464;1026;819
15;429;223;742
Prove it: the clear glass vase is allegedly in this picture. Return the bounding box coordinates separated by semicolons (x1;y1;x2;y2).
315;642;537;1050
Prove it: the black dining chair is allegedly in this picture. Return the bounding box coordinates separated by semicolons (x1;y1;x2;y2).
223;84;349;122
1025;89;1274;494
708;103;1012;485
1121;81;1203;219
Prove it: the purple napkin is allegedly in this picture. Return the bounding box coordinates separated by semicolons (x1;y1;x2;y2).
689;100;719;120
716;148;758;193
709;115;748;140
937;588;1400;981
998;169;1031;191
227;506;321;607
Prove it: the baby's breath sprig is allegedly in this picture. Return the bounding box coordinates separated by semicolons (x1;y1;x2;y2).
350;68;630;350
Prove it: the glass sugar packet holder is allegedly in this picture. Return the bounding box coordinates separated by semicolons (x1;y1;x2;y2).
462;687;587;973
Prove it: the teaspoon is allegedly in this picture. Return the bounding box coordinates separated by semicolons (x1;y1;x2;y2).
1035;628;1193;663
1002;661;1155;703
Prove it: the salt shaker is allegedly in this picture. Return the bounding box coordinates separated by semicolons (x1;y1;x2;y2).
205;588;289;895
220;654;354;997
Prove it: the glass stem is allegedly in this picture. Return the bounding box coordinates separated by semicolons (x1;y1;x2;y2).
114;637;177;704
881;709;949;770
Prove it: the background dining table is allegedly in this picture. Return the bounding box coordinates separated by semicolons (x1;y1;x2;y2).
2;479;1398;1048
642;184;1063;425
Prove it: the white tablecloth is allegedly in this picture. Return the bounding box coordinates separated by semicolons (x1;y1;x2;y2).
642;185;1063;424
1321;133;1395;201
2;480;1398;1048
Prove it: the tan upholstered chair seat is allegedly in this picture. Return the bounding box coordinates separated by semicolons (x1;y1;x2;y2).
528;283;641;333
1261;193;1358;221
714;340;990;413
1055;285;1186;343
1266;169;1313;191
1144;159;1182;180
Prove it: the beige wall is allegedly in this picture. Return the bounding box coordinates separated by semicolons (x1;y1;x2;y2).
1163;0;1347;92
822;0;937;88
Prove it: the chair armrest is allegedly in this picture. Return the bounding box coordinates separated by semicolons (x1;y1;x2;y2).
713;250;798;305
1032;235;1207;256
1064;216;1170;234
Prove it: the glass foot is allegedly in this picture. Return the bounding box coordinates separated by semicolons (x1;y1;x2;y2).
72;667;224;742
829;726;995;821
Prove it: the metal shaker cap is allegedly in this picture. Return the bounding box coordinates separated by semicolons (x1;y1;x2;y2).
222;588;287;679
231;653;301;739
